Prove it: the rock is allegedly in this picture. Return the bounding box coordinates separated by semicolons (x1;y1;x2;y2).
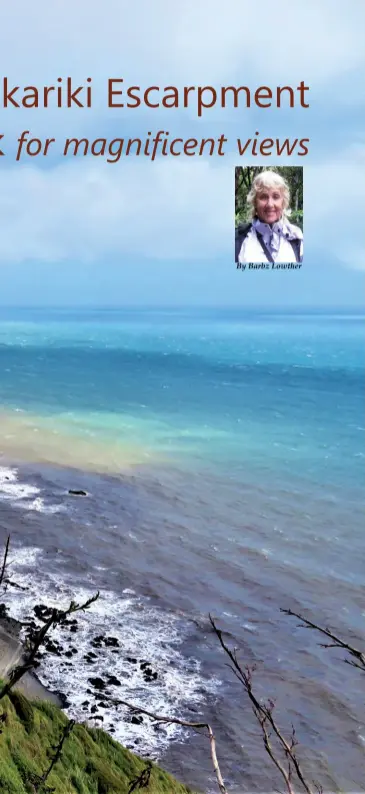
126;657;137;664
63;618;78;627
91;636;104;649
91;635;119;649
146;671;158;681
107;675;121;687
88;677;106;691
34;604;54;621
82;700;90;706
104;637;119;647
55;691;71;708
131;715;143;725
68;489;87;496
45;640;62;656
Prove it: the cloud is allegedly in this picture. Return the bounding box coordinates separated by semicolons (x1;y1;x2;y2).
0;158;231;263
305;146;365;270
0;145;364;269
0;0;364;270
0;0;364;138
2;0;364;83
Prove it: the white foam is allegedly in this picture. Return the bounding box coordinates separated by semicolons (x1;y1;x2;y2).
4;545;220;758
0;466;63;514
0;465;40;500
24;497;65;515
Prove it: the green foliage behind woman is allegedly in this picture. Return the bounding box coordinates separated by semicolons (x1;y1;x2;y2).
235;166;303;229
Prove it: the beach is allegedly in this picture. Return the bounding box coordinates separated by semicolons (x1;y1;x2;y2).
0;306;364;792
0;615;61;704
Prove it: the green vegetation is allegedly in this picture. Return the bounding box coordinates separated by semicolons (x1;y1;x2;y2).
0;685;195;794
235;166;303;228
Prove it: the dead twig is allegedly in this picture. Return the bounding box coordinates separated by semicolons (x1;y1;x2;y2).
26;719;75;793
281;608;365;672
0;592;99;701
209;614;319;794
128;761;152;793
0;535;11;589
119;699;227;794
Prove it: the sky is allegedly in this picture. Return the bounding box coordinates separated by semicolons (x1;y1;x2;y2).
1;0;365;307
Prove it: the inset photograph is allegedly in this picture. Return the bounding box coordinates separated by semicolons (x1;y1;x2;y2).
235;166;303;265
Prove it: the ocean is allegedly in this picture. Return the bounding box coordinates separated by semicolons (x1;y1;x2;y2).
0;306;364;792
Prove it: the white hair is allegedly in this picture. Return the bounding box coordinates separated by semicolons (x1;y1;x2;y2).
247;170;290;220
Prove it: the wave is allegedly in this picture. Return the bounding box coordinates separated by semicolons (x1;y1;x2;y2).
0;465;64;514
3;545;220;759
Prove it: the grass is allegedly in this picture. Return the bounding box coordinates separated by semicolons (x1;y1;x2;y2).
0;686;196;794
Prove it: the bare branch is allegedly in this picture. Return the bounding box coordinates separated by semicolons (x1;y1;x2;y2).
209;614;316;794
119;699;227;794
128;761;152;793
281;609;365;672
27;719;75;792
0;535;11;589
0;592;99;701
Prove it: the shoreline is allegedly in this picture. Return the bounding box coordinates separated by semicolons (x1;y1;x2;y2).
0;608;62;706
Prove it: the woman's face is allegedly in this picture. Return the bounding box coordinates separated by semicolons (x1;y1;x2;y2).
255;187;284;224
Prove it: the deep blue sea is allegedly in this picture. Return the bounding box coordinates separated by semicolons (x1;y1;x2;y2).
0;307;364;792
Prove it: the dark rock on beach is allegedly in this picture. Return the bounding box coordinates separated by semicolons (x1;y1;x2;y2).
84;653;97;664
91;634;119;649
131;715;143;725
68;489;87;496
54;691;71;708
88;677;106;691
104;636;119;647
139;660;158;682
44;639;63;656
34;604;54;622
107;675;121;687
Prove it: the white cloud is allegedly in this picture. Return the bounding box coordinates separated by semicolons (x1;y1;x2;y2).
0;146;364;269
0;159;231;263
305;146;365;269
0;0;364;270
0;0;364;136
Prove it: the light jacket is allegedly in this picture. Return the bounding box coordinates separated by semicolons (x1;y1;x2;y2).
235;218;303;264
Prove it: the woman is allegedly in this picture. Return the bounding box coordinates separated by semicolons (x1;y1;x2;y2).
235;170;303;265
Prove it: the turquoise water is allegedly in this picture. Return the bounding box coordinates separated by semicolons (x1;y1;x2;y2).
1;307;363;480
1;307;364;791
